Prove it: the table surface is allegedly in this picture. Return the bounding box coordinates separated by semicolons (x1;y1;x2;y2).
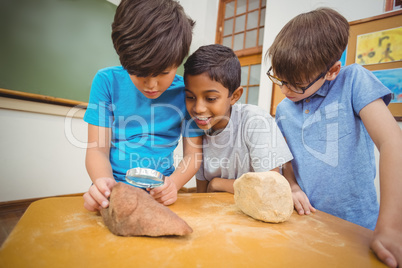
0;193;385;267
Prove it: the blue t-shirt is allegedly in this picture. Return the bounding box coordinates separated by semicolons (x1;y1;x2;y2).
84;66;201;182
275;64;392;230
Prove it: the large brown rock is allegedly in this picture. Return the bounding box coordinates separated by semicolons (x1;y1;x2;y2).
100;182;193;236
233;171;293;223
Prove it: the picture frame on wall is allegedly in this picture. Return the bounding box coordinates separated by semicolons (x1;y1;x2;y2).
347;9;402;121
372;68;402;104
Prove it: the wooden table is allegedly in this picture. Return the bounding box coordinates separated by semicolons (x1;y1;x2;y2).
0;193;385;267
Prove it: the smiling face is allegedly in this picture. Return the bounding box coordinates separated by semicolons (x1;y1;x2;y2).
129;67;178;99
185;73;242;132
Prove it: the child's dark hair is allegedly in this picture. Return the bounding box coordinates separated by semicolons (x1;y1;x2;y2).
112;0;195;77
184;44;241;96
267;8;349;86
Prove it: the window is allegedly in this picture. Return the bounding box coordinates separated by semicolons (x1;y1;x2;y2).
216;0;266;106
385;0;402;11
239;55;261;105
216;0;266;56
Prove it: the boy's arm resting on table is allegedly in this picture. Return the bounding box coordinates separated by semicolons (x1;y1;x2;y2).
359;98;402;268
83;124;117;212
207;178;235;193
282;162;316;215
205;167;281;194
150;136;203;205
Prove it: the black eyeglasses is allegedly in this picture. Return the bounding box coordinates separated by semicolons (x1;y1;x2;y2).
266;67;327;94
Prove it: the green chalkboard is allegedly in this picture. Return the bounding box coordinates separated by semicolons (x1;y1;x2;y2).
0;0;120;103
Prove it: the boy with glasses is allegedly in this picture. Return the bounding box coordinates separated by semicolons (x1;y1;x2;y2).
267;8;401;267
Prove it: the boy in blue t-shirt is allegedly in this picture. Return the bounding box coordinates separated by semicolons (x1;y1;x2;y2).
83;0;202;211
267;8;401;267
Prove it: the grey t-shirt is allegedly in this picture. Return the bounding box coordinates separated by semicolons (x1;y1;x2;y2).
196;103;293;181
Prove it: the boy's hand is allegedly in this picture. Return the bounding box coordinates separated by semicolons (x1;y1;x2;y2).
291;185;316;215
371;226;402;268
149;176;178;206
83;177;117;212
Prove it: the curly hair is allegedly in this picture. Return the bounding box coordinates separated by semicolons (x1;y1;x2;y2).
112;0;195;77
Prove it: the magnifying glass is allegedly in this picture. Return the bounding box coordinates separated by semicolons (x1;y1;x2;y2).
125;168;165;189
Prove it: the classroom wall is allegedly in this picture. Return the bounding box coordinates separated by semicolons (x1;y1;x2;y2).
0;0;220;202
0;99;89;202
1;0;400;202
